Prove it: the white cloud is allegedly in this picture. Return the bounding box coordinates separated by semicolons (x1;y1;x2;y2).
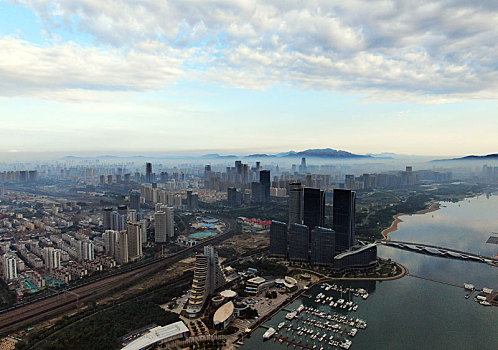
5;0;498;102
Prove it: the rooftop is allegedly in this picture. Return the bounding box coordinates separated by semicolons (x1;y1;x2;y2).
213;301;235;324
121;321;189;350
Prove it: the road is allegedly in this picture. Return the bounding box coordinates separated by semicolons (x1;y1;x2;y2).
0;215;234;335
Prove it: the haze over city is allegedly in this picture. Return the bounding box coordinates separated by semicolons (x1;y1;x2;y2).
0;2;497;350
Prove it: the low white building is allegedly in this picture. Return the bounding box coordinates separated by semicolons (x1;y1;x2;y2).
121;321;189;350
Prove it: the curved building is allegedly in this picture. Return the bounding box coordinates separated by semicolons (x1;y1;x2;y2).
213;301;235;330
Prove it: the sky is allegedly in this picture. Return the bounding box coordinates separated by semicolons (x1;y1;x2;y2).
0;0;497;157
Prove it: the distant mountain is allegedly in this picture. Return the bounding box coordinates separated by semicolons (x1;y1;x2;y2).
245;153;272;158
201;153;237;159
433;153;498;162
283;148;370;158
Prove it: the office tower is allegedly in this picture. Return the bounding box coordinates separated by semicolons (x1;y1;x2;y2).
103;230;117;257
107;175;112;185
102;207;112;230
146;162;152;183
256;161;261;171
43;247;61;271
127;221;142;260
345;175;355;190
3;254;18;280
204;165;212;179
164;206;175;238
140;219;148;243
303;188;325;229
288;223;309;261
111;210;127;231
115;230;129;265
299;157;307;173
251;182;262;202
124;173;131;183
129;190;141;211
82;241;95;260
186;191;198;211
154;211;167;243
227;187;238;207
269;221;288;258
288;182;304;225
310;227;335;266
187;246;227;315
333;189;356;253
128;209;137;222
118;205;128;216
99;175;106;185
259;170;271;202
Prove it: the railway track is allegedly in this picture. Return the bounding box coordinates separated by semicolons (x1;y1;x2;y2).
0;216;234;335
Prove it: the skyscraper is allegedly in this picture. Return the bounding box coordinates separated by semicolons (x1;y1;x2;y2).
103;230;117;257
303;188;325;229
111;210;127;231
269;221;288;258
102;207;112;230
259;170;271;202
129;190;141;211
2;254;17;281
333;189;356;253
115;230;129;265
145;162;152;183
154;211;167;243
187;246;227;316
288;223;309;261
288;182;304;225
299;157;307;173
127;221;143;260
43;247;61;271
310;227;335;266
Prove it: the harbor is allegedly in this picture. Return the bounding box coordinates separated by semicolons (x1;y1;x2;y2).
241;195;498;349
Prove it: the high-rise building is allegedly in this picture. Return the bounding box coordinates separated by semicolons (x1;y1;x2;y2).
299;157;307;173
251;182;262;202
82;241;95;261
2;254;18;281
127;221;143;260
107;175;113;185
288;182;304;225
269;221;287;258
303;188;325;229
115;230;129;265
154;211;167;243
146;162;152;183
103;230;117;257
43;247;61;271
227;187;238;207
288;223;309;261
102;207;112;230
310;227;335;266
333;189;356;253
129;191;141;211
111;210;127;231
128;209;137;222
186;191;199;211
187;246;227;316
259;170;271;202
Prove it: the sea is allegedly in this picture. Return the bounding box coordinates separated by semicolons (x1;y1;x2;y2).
241;193;498;350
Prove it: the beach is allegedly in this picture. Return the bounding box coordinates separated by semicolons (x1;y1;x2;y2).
382;202;440;239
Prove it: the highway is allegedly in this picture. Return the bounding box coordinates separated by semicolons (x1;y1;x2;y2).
0;216;234;335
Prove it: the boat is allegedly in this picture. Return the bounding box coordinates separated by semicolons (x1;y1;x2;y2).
349;328;358;337
361;293;369;299
263;327;276;340
278;322;285;330
296;304;305;314
479;301;491;306
340;339;353;349
285;312;297;320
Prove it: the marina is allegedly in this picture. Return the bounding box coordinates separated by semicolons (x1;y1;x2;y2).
242;194;498;349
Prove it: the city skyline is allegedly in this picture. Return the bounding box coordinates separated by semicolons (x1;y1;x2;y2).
1;1;498;156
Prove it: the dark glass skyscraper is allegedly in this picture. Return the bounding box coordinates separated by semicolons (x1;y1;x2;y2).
333;189;356;253
129;191;141;212
145;162;152;183
288;223;309;261
303;188;325;229
259;170;270;202
288;182;303;224
269;221;287;258
310;226;335;266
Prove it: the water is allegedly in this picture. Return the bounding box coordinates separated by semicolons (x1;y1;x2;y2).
242;194;498;350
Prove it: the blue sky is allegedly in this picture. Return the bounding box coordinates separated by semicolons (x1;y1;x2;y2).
1;0;497;157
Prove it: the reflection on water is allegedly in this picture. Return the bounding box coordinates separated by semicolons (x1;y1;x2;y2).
242;194;498;350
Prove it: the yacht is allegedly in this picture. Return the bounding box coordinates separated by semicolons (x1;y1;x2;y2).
263;327;276;340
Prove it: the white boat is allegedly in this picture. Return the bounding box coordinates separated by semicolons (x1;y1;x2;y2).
285;311;297;320
278;322;285;330
263;327;276;340
479;301;491;306
340;339;352;349
296;304;305;314
349;328;358;337
362;293;369;299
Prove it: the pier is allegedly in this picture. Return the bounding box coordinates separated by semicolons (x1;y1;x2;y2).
406;273;464;289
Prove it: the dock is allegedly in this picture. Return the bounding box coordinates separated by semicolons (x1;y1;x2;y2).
406;273;464;289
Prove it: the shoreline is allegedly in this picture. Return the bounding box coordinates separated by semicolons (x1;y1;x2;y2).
382;202;440;240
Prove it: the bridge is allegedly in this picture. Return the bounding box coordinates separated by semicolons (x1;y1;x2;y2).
379;239;497;265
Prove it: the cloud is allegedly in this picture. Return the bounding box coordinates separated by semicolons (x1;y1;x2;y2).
5;0;498;102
